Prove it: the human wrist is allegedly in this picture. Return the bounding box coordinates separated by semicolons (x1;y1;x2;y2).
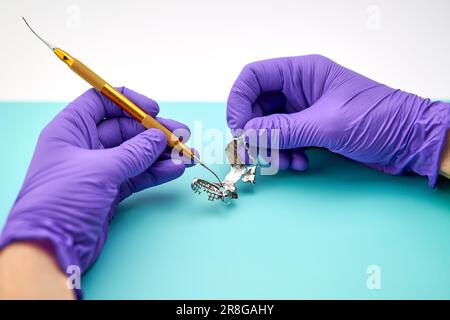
0;241;75;299
400;99;450;187
0;217;80;276
439;130;450;179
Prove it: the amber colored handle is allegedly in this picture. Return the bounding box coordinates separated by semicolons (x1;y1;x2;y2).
71;59;106;91
57;47;195;159
100;84;148;122
102;85;193;158
141;115;193;158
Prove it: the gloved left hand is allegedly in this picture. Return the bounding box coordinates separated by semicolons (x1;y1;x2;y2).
227;55;450;186
0;87;192;278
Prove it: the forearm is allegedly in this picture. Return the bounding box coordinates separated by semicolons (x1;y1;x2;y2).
440;130;450;179
0;241;75;300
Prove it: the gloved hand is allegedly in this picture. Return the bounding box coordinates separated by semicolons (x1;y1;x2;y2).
227;55;450;187
0;87;193;279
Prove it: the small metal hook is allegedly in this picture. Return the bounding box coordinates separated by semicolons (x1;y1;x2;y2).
22;17;56;51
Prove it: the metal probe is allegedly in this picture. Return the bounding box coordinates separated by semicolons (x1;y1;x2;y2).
22;17;222;185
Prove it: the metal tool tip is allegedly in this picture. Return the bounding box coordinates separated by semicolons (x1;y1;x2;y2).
192;155;222;186
22;16;56;50
192;154;202;165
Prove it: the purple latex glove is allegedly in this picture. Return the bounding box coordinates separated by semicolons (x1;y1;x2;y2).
227;55;450;187
0;87;193;277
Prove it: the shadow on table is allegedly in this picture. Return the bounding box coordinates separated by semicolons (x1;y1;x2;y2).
241;148;450;207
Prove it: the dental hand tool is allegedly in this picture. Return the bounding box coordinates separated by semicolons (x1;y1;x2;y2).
22;17;221;185
0;82;193;300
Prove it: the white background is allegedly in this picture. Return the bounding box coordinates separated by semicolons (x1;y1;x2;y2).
0;0;449;101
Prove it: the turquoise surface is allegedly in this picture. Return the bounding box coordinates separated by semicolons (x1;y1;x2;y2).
0;101;449;299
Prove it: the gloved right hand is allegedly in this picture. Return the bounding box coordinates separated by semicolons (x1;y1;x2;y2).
227;55;450;187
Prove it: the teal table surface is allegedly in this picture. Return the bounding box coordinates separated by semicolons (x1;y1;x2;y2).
0;101;449;299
